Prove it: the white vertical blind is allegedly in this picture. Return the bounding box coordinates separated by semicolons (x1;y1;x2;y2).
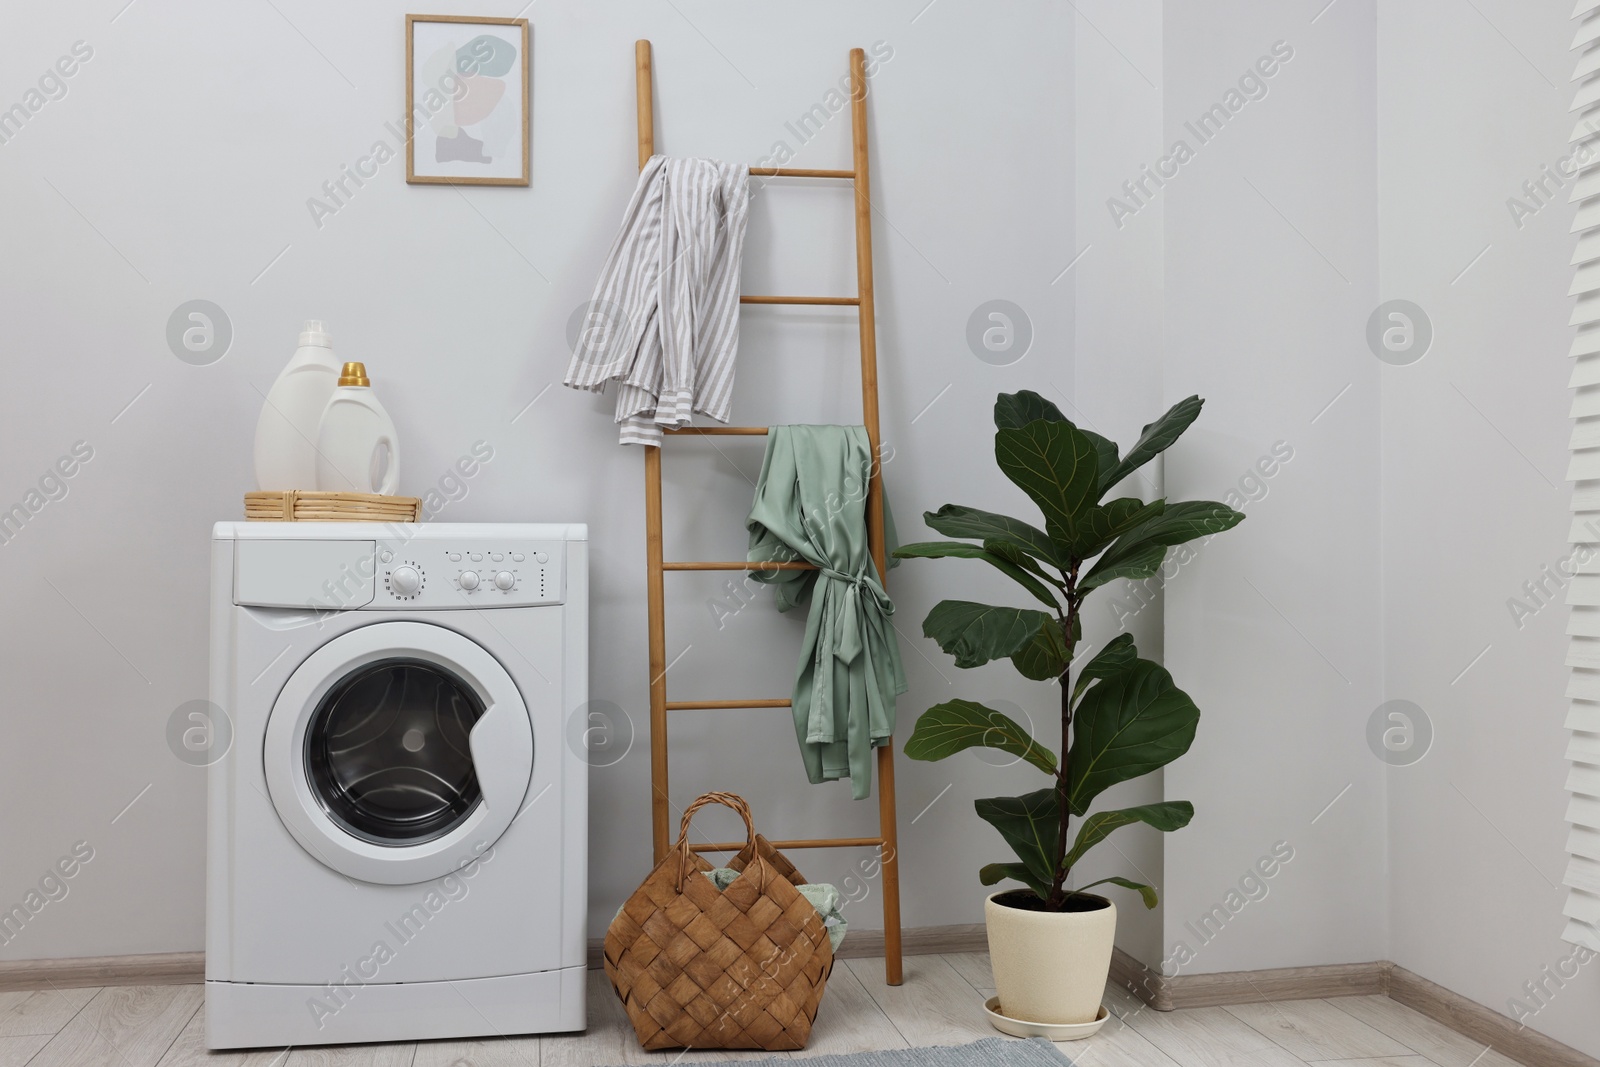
1564;0;1600;951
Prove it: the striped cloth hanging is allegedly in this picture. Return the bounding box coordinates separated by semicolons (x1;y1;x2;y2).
564;155;750;446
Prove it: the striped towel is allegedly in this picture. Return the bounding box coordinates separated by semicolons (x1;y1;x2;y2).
565;155;750;446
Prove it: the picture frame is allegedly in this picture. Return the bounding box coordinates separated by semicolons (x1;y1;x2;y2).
406;14;530;186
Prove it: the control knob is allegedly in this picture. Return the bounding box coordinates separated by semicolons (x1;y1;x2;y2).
494;571;516;591
458;571;480;591
390;566;422;597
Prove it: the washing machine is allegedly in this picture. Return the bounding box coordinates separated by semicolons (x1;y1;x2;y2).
206;522;588;1049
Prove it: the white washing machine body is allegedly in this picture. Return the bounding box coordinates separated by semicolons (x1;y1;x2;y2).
206;522;588;1049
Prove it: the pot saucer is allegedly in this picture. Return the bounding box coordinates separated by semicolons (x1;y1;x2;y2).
983;997;1109;1041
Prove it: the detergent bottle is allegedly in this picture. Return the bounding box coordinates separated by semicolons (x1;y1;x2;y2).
315;362;400;495
253;320;342;490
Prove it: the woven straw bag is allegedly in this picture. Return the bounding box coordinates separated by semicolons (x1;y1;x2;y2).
603;792;835;1051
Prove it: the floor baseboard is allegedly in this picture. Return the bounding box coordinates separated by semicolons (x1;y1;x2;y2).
1388;962;1596;1067
5;933;1595;1067
835;922;989;962
1111;951;1392;1012
0;951;203;993
1111;948;1598;1067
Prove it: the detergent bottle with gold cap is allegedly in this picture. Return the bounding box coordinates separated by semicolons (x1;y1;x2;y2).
315;361;400;495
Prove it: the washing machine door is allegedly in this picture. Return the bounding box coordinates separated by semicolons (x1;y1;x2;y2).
263;621;533;885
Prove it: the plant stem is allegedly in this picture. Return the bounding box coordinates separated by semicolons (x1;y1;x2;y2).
1047;571;1081;909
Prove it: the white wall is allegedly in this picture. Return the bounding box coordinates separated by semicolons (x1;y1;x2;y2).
1072;0;1169;968
1136;0;1598;1057
1377;0;1597;1057
0;0;1086;960
1160;0;1388;976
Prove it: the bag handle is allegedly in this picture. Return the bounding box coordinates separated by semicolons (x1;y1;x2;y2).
674;791;767;892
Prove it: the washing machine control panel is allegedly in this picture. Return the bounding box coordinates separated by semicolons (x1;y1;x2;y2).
371;540;564;608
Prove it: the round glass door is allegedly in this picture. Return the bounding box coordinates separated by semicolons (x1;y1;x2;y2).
265;620;534;884
305;659;486;846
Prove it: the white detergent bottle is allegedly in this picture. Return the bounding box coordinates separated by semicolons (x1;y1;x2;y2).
315;362;400;495
253;320;342;490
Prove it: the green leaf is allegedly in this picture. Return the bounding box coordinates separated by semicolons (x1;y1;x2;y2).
993;390;1068;429
1068;497;1165;557
980;862;1051;901
984;538;1062;588
894;541;984;561
992;391;1120;498
1077;876;1159;909
894;541;1059;608
923;504;1063;569
922;600;1057;669
1079;501;1244;592
1101;395;1204;491
904;699;1057;774
1072;634;1138;701
1081;431;1122;496
1011;617;1069;681
994;421;1101;545
1060;801;1194;871
1079;541;1167;592
1115;500;1246;551
1067;658;1201;816
975;788;1060;886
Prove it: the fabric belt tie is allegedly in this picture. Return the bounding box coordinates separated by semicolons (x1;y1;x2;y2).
818;565;891;667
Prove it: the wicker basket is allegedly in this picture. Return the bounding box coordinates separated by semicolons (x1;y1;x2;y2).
244;490;421;522
604;792;834;1052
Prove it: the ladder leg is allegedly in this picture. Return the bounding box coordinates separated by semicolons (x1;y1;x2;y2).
850;50;885;578
637;41;671;863
876;746;903;985
645;445;670;862
850;45;903;987
635;39;654;170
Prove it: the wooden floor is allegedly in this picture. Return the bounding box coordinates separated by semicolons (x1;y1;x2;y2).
0;953;1530;1067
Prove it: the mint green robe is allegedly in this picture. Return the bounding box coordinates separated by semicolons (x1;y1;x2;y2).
746;425;907;800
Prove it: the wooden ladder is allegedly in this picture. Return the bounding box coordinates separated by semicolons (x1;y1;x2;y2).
634;40;903;986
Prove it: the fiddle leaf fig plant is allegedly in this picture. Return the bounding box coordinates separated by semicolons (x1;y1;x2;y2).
892;391;1243;911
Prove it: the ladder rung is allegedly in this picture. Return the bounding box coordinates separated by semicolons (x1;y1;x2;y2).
666;698;792;710
691;836;883;853
663;426;769;436
663;560;817;571
747;166;855;179
740;295;860;306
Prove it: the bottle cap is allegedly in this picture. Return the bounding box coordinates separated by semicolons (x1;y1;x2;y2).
338;362;370;387
298;320;332;348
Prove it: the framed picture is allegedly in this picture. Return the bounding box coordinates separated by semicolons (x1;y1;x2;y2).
406;14;530;185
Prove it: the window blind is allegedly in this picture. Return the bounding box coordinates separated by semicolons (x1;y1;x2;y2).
1564;0;1600;951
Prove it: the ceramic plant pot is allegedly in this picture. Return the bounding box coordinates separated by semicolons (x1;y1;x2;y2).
984;890;1116;1025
